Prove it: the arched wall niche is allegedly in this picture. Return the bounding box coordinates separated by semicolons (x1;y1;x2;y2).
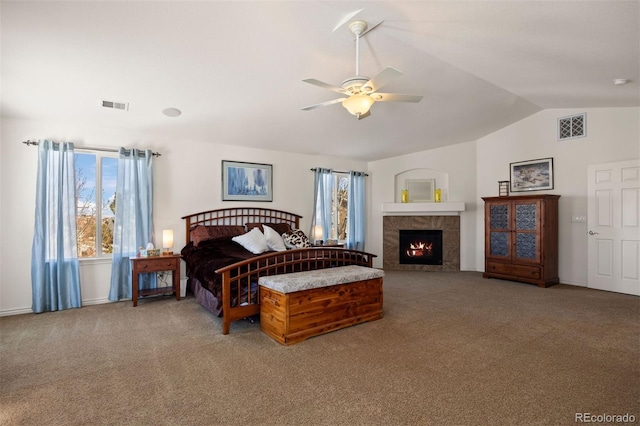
394;168;450;203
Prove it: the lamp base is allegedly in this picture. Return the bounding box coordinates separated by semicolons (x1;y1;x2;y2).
162;249;173;255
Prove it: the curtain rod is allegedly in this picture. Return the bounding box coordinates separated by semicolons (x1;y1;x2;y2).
310;167;368;176
22;140;161;157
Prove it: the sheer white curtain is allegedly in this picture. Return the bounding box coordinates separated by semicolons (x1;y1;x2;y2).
31;140;82;313
346;171;366;250
109;148;154;301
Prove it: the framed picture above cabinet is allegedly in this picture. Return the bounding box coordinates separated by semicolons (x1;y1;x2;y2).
509;158;554;192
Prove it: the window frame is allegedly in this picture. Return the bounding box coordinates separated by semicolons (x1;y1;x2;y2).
331;172;349;242
74;150;118;260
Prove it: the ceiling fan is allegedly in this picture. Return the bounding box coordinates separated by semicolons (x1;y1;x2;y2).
301;20;423;120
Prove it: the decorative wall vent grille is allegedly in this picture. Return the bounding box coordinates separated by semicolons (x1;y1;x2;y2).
558;113;586;140
102;100;129;111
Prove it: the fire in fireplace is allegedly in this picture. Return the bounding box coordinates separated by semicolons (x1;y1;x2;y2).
399;229;443;265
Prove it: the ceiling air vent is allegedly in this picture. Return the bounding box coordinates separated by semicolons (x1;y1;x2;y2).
558;113;586;140
102;100;129;111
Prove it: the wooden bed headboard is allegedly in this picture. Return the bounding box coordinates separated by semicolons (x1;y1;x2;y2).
181;207;302;243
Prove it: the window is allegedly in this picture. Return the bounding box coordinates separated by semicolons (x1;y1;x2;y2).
331;173;349;241
74;152;117;258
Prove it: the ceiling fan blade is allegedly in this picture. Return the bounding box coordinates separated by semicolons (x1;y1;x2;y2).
359;20;384;37
333;9;364;32
301;97;346;111
374;93;423;103
363;67;403;92
302;79;346;94
357;110;371;120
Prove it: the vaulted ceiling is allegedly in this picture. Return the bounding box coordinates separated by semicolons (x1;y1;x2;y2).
2;1;638;161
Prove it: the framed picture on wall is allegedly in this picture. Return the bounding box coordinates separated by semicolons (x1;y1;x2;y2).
510;158;554;192
405;179;435;202
222;160;273;201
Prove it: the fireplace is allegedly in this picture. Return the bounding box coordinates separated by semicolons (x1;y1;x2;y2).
383;216;460;271
399;230;443;265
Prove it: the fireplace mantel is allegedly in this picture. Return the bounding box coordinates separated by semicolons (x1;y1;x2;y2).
381;202;465;216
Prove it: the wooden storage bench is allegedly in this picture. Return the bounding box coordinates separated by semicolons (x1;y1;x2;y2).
258;265;384;345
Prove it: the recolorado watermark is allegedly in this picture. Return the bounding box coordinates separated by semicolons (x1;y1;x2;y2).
575;412;636;423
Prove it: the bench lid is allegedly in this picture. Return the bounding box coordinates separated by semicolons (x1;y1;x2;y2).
258;265;384;293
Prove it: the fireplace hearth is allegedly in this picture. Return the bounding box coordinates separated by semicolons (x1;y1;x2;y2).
399;230;443;265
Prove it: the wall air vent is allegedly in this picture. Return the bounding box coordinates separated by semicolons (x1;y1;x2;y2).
102;100;129;111
558;113;586;140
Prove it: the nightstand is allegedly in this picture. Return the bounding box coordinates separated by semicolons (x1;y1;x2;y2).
130;254;181;307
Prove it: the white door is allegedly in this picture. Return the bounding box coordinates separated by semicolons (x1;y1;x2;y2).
587;159;640;295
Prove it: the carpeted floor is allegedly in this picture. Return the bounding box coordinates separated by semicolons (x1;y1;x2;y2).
1;271;638;426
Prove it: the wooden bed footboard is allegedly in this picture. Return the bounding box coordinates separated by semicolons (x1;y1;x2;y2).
215;248;376;335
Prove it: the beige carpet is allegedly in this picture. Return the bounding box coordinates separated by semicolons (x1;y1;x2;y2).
1;271;638;426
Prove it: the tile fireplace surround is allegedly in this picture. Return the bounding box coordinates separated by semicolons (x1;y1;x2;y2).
383;215;460;271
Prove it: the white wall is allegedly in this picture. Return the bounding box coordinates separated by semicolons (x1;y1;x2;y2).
367;106;639;283
368;140;479;270
476;107;640;286
0;117;366;314
3;107;638;314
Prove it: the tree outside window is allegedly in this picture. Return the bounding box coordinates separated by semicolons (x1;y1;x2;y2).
75;153;117;258
334;174;349;240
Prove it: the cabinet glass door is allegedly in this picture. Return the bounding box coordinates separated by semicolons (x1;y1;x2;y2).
489;204;510;257
514;202;539;262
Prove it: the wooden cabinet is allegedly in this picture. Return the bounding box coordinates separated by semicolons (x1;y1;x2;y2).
482;194;560;288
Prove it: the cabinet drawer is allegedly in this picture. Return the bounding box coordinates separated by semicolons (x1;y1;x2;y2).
486;262;540;279
134;259;179;273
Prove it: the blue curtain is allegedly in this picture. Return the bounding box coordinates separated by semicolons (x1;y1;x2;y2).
310;168;334;242
31;140;82;313
346;171;366;250
109;148;154;301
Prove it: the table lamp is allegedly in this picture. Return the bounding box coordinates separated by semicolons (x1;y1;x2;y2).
162;229;174;255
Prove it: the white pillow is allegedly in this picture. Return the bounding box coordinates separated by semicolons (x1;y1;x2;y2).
232;227;268;254
263;225;287;252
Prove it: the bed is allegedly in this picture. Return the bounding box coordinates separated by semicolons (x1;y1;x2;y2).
181;207;377;334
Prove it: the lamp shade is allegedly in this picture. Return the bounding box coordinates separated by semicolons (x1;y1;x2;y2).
313;225;324;241
162;229;174;251
342;94;374;116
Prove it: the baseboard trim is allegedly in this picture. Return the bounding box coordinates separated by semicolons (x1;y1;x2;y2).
558;279;587;287
0;307;33;316
0;297;123;317
82;298;114;306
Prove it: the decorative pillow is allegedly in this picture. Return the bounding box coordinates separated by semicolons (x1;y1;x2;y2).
232;227;269;254
265;222;292;235
190;226;212;247
263;225;287;252
245;222;264;232
208;225;246;239
245;222;292;235
190;225;245;247
282;229;311;249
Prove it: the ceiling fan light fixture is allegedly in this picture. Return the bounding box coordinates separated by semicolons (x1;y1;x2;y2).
342;94;375;117
301;19;421;117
